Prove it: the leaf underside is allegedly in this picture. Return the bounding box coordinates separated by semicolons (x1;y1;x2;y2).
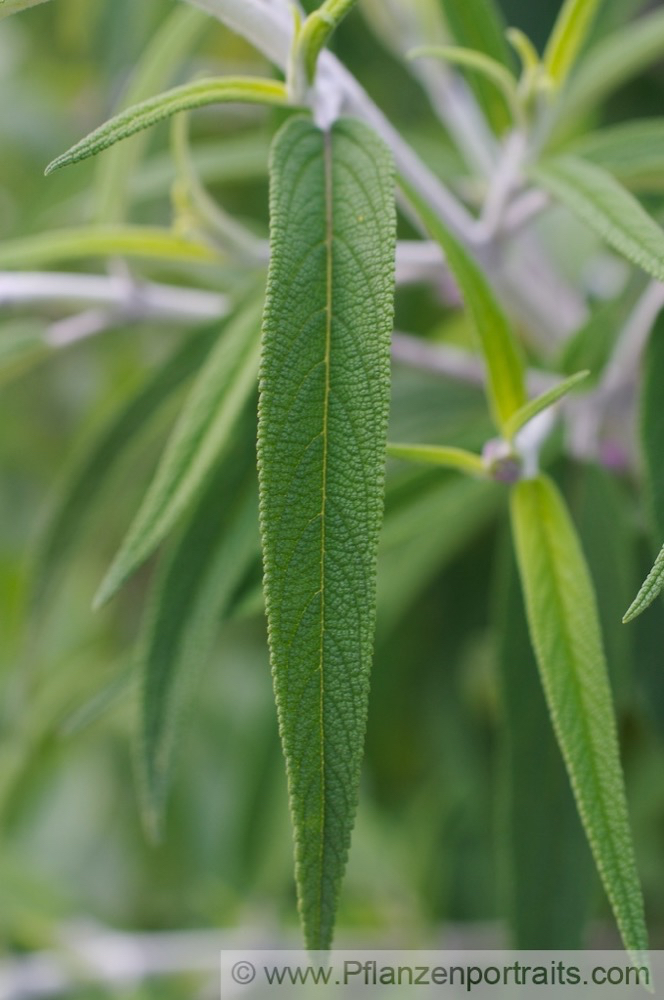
258;116;396;950
510;475;648;960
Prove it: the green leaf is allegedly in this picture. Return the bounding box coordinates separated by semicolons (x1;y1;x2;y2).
31;325;219;610
296;0;360;85
510;473;648;959
623;544;664;623
399;177;526;433
0;0;51;18
0;226;218;269
495;538;592;948
503;369;589;440
387;442;486;477
567;119;664;192
258;116;396;949
439;0;514;132
641;311;664;541
531;156;664;283
45;77;293;175
558;289;639;381
409;46;522;125
550;8;664;139
543;0;603;86
136;453;259;839
94;296;263;609
94;6;208;225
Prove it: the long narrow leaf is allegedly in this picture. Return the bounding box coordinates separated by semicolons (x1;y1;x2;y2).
0;0;51;17
544;0;603;86
399;178;526;433
532;156;664;283
94;296;263;608
136;454;260;838
387;442;486;477
46;77;292;175
410;46;521;125
623;544;664;623
503;370;589;440
510;474;648;959
567;120;664;192
258;116;396;949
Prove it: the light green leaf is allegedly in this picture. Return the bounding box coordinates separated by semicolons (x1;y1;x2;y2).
399;177;526;433
510;474;648;960
45;77;293;175
31;325;219;610
258;116;396;949
495;539;592;948
409;46;522;125
137;456;259;839
94;296;263;609
550;8;664;139
543;0;603;86
439;0;514;132
296;0;359;85
0;0;51;18
503;369;589;440
623;544;664;623
566;119;664;192
531;156;664;283
387;442;486;477
94;6;208;225
0;226;218;269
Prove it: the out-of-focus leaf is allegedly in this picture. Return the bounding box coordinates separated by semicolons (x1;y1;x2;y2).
567;120;664;193
0;321;49;385
400;177;526;433
45;78;292;175
31;324;219;609
137;455;259;839
503;370;589;441
410;46;521;125
640;309;664;541
94;296;263;608
94;5;209;224
0;226;218;269
543;0;603;87
532;156;664;283
510;474;648;959
387;442;486;477
495;537;592;948
439;0;514;132
259;116;396;949
0;0;51;18
558;290;639;381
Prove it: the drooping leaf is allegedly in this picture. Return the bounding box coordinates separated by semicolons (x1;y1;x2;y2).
531;156;664;283
543;0;603;86
258;116;396;949
0;0;51;18
136;449;260;839
623;544;664;623
94;296;263;609
567;120;664;193
45;77;293;175
495;537;592;948
439;0;514;132
31;324;219;610
550;8;664;139
503;370;589;440
296;0;360;84
387;442;486;477
399;177;526;433
510;474;648;959
410;46;522;126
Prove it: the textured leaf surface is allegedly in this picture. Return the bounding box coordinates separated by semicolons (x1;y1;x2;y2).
258;116;396;949
532;156;664;283
137;449;259;838
400;178;526;432
439;0;513;132
95;298;262;608
623;544;664;623
46;78;291;175
568;120;664;192
495;540;592;948
32;325;218;609
543;0;603;85
510;474;648;959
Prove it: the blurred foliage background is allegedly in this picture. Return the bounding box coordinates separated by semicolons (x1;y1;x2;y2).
2;0;664;995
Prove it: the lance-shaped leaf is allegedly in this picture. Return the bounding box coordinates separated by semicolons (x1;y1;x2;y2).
387;442;486;477
258;116;396;949
31;325;219;610
410;46;522;126
399;178;526;433
623;544;664;623
45;77;293;175
544;0;603;86
510;474;648;960
95;297;263;609
503;369;589;440
531;156;664;283
0;0;51;17
136;450;260;839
